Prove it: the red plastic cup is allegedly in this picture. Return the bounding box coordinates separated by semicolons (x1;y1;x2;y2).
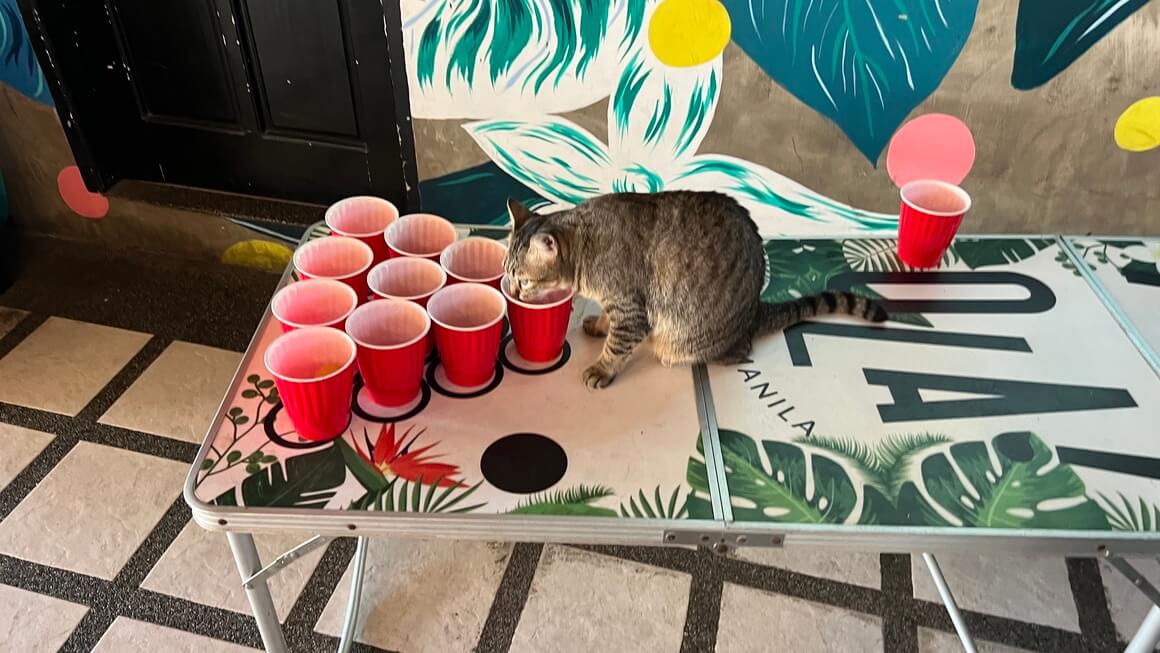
345;299;430;407
270;279;358;333
385;213;457;261
426;283;506;387
264;327;357;442
440;237;507;289
501;277;574;363
293;236;374;302
325;196;399;264
898;180;972;268
367;257;446;307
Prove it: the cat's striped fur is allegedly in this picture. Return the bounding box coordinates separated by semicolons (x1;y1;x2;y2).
504;191;887;388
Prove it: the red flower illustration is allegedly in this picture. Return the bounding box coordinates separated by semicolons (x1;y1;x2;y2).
355;423;463;487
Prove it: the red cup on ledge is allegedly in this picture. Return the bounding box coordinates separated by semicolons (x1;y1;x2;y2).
384;213;458;261
345;299;430;407
293;236;374;302
440;237;507;289
501;278;574;363
426;283;506;387
264;327;357;442
367;257;446;307
270;279;358;333
897;180;971;268
325;196;399;264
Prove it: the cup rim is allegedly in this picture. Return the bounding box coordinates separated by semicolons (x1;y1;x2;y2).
270;279;359;329
264;327;356;384
427;283;507;332
899;179;972;218
324;196;399;238
367;257;447;301
440;237;508;284
293;236;375;280
500;276;575;309
384;213;457;258
345;299;431;350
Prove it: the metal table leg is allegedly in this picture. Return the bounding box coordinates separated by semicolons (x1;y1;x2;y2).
1126;606;1160;653
922;553;978;653
227;532;289;653
337;536;370;653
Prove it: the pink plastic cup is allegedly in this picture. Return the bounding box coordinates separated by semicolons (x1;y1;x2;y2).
385;213;457;261
367;257;447;307
325;196;399;264
898;180;971;268
293;236;375;302
440;237;507;289
270;279;359;333
501;278;574;363
264;327;357;442
345;299;430;407
426;283;506;387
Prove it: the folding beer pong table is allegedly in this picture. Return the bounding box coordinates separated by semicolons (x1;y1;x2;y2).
184;226;1160;652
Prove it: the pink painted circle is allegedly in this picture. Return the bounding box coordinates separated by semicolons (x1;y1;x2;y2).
57;165;109;219
886;113;976;188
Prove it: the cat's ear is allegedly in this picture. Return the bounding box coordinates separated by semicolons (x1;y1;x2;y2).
530;233;557;258
507;198;534;230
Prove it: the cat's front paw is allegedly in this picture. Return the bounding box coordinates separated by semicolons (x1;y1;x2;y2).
582;315;608;338
583;364;616;389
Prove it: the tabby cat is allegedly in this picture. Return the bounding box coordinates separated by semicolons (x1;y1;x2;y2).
503;191;887;388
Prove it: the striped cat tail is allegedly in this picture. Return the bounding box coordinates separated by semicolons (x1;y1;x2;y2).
756;292;887;334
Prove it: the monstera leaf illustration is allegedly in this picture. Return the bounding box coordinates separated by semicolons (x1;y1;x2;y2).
720;0;979;162
951;238;1053;269
1011;0;1151;90
215;446;347;509
895;431;1109;529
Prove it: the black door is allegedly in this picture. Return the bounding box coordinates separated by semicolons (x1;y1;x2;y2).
20;0;416;212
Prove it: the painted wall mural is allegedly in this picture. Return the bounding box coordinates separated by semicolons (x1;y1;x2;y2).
0;0;51;105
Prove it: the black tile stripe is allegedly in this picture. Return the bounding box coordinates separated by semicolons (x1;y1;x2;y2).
475;542;544;653
880;554;919;653
0;311;48;360
75;335;172;422
679;560;724;653
1065;557;1120;649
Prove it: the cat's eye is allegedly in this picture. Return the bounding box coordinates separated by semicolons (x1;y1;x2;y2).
519;279;533;289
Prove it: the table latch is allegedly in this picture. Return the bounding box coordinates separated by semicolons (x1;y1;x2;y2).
663;530;785;554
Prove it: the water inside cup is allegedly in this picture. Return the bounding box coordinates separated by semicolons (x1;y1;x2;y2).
272;280;357;327
346;300;429;348
265;327;355;381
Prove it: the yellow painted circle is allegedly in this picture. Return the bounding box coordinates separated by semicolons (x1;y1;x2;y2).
648;0;731;68
1114;97;1160;152
222;239;294;271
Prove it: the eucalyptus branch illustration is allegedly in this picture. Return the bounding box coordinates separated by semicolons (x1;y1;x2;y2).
198;374;281;481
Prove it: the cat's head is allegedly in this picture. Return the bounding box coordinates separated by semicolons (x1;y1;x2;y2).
503;198;571;301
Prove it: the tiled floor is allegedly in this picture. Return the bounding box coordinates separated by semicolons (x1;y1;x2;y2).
0;240;1156;652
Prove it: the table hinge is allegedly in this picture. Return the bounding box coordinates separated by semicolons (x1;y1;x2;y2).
662;529;784;554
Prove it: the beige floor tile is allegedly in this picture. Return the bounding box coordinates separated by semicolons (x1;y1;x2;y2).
1101;557;1160;644
0;585;88;653
0;424;54;490
737;547;881;589
717;583;882;653
142;522;324;621
911;555;1078;632
315;539;512;652
510;545;690;653
92;618;257;652
100;342;241;442
0;317;149;415
918;627;1030;652
0;307;27;339
0;442;187;579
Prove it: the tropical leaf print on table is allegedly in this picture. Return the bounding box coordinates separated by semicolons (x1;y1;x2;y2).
350;479;486;513
842;238;956;272
1011;0;1151;90
508;484;618;516
212;445;347;509
951;238;1054;269
620;486;690;519
1095;493;1160;531
719;0;979;163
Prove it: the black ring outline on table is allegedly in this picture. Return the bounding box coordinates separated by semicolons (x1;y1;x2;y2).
262;403;349;449
499;336;571;376
425;359;505;399
350;374;432;423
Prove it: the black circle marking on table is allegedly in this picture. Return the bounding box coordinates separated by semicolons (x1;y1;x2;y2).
351;374;432;423
480;433;568;494
499;336;571;376
263;403;348;449
425;359;505;399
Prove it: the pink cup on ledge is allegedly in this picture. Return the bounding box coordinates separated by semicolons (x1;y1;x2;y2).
440;237;507;289
293;236;375;302
897;180;972;269
264;327;357;442
427;283;506;387
325;196;399;264
346;299;430;407
270;279;358;332
367;257;447;307
385;213;457;261
501;278;574;363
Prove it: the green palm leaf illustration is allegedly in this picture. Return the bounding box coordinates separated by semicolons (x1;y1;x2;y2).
619;486;689;519
508;484;617;516
1094;492;1160;532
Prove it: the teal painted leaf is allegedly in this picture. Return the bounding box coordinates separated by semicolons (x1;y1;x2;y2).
720;0;979;162
239;445;346;509
0;1;53;105
508;484;618;516
1012;0;1151;90
952;238;1054;269
419;162;551;225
